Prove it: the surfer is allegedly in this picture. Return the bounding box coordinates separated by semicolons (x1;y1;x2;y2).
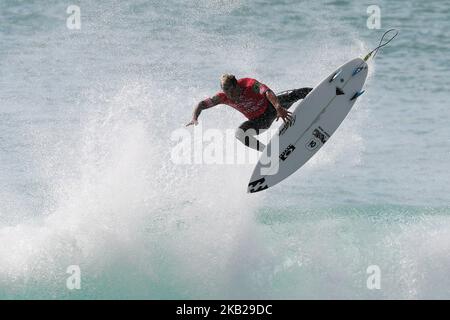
186;74;312;151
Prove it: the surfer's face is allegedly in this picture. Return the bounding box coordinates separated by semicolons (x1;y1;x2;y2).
223;84;239;101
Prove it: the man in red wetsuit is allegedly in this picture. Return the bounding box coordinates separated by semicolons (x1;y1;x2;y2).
186;74;312;151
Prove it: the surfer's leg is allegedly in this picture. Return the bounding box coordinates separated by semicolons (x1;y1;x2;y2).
277;87;313;109
235;121;265;152
235;107;276;152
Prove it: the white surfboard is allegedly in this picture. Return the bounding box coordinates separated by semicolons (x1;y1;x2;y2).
248;58;368;193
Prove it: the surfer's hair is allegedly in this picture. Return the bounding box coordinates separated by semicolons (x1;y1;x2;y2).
220;74;237;90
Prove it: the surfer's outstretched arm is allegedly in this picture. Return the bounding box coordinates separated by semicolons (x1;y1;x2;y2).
186;95;221;126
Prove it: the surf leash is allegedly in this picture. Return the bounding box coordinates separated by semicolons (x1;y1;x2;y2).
363;28;399;61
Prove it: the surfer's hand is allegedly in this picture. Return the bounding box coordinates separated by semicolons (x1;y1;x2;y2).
186;119;198;126
276;108;293;124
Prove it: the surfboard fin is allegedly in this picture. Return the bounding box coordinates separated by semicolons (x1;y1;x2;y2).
350;90;365;101
336;87;345;96
352;66;365;76
329;69;342;82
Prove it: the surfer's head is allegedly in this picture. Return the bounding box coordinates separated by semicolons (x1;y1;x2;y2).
220;74;239;100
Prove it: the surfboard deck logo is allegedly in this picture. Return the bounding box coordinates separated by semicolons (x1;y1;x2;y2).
248;177;268;193
313;127;329;144
279;144;296;161
306;127;329;151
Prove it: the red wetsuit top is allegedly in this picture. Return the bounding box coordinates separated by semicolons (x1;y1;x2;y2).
202;78;271;120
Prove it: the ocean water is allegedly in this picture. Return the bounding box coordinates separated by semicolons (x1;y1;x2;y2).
0;0;449;299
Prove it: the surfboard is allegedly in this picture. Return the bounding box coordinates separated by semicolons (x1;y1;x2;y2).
247;58;368;193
